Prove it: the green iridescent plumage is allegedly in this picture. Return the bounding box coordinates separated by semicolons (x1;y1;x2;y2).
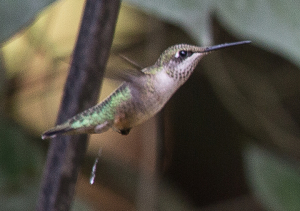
70;84;132;128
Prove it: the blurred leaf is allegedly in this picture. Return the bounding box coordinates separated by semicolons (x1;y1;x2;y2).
244;144;300;211
125;0;300;68
216;0;300;68
0;116;44;210
0;0;56;43
125;0;214;45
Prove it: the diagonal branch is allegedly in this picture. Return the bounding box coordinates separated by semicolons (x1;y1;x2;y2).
37;0;121;210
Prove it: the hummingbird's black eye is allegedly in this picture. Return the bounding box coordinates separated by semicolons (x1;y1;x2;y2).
179;50;187;57
175;50;193;59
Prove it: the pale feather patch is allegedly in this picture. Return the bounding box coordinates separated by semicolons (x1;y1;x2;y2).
155;71;176;92
153;71;179;104
176;52;202;71
94;121;110;133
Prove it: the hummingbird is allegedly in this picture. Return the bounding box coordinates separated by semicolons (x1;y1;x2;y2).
42;41;251;139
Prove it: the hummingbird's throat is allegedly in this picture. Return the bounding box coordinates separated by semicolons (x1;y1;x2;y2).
167;53;203;81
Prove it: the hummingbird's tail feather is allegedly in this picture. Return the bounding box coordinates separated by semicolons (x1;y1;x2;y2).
42;120;112;139
41;123;73;140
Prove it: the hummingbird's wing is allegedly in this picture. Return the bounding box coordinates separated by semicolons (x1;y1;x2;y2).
105;68;145;83
118;54;144;70
105;54;147;82
118;54;159;76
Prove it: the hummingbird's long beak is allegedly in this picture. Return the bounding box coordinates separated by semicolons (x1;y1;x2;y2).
203;40;251;53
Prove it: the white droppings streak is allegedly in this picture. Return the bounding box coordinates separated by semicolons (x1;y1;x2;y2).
90;148;102;185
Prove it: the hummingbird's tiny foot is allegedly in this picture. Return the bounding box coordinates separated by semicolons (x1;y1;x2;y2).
120;128;131;135
112;126;131;135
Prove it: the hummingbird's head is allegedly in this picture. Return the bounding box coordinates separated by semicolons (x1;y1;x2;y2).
155;41;251;82
155;44;206;81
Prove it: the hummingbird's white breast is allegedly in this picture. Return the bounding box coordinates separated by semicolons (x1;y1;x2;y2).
154;71;180;98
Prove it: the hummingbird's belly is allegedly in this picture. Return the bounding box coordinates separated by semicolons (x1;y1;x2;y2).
111;75;177;131
112;95;161;131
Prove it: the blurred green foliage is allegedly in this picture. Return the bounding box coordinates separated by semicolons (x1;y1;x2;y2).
0;0;55;43
245;144;300;211
0;118;43;210
126;0;300;68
